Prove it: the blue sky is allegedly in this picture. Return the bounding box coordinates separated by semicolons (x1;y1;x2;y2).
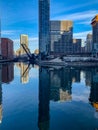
1;0;98;51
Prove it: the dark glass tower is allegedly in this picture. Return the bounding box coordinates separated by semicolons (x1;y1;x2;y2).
39;0;50;57
91;15;98;56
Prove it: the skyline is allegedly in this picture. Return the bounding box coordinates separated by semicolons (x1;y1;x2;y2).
1;0;98;51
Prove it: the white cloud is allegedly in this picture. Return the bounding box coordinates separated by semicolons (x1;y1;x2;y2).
52;10;98;21
1;30;22;35
77;20;91;25
73;30;92;40
29;37;38;52
29;37;38;43
1;30;15;35
14;39;20;44
72;83;90;103
72;94;89;103
51;1;98;16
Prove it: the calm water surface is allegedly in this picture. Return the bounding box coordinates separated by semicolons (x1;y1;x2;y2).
0;63;98;130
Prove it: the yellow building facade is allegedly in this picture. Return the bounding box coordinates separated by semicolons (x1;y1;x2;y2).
20;34;28;55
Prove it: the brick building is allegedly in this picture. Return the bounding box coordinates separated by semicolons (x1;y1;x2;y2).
1;38;13;59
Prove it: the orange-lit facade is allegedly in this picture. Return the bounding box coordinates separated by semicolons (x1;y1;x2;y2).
93;102;98;111
91;15;98;26
91;15;98;54
89;71;98;112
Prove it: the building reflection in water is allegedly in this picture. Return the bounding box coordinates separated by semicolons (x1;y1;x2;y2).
89;69;98;118
0;63;14;123
80;68;98;118
49;67;81;102
38;67;81;130
0;86;2;124
0;65;2;123
38;66;98;129
85;70;92;87
16;63;29;84
0;63;98;126
50;68;73;102
2;63;14;83
38;67;50;130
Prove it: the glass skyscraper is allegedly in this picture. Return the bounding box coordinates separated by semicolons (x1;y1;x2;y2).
50;20;73;55
91;15;98;56
39;0;50;57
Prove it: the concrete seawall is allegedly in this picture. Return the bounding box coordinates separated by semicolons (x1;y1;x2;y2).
40;61;98;67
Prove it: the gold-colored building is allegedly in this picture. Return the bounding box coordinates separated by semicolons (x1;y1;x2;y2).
61;21;73;32
91;14;98;26
15;49;21;56
50;20;73;54
59;89;72;102
34;49;39;55
16;62;29;84
21;63;29;84
20;34;28;55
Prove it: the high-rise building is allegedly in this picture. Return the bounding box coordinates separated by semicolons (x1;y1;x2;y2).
91;15;98;56
50;20;73;55
73;39;82;54
85;34;92;53
0;68;2;124
0;20;1;58
20;34;28;55
1;38;13;59
39;0;50;57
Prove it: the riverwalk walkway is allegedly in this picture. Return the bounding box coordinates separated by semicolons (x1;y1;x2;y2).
39;57;98;67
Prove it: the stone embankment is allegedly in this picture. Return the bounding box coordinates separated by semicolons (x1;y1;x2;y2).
39;57;98;67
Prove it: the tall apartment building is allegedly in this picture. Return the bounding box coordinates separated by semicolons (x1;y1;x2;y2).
50;20;73;55
85;34;92;53
0;20;1;57
91;15;98;55
73;39;82;54
20;34;28;55
39;0;50;57
1;38;13;59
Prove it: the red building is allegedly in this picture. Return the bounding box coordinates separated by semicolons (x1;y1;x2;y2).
1;38;13;59
2;63;14;83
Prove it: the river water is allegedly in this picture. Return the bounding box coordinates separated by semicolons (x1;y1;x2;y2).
0;62;98;130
